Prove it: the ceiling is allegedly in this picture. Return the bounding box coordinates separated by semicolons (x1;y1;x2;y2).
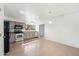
4;3;79;24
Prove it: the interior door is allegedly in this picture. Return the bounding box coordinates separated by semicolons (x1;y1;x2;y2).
39;24;44;37
4;21;9;53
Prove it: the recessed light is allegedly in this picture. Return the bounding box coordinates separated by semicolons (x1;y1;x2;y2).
48;21;52;24
19;10;24;15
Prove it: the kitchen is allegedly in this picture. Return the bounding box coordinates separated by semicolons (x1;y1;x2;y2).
4;17;44;54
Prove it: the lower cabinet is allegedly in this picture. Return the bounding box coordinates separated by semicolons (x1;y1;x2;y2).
9;33;15;43
23;31;38;39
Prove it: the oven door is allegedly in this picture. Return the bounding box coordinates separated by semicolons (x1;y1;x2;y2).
15;33;23;42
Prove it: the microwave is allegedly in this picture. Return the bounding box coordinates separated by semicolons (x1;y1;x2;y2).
14;25;23;29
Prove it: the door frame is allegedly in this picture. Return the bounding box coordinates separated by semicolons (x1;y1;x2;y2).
0;4;4;56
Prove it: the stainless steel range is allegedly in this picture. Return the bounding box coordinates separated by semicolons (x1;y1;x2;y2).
15;33;23;41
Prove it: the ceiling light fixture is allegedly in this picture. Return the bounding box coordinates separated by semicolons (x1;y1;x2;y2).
48;21;52;24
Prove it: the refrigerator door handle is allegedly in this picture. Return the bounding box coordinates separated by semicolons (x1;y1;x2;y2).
3;36;6;39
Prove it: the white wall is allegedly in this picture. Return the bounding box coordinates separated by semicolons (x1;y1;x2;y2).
45;12;79;48
0;4;4;56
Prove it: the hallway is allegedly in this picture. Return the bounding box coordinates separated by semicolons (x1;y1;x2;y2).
6;38;79;56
